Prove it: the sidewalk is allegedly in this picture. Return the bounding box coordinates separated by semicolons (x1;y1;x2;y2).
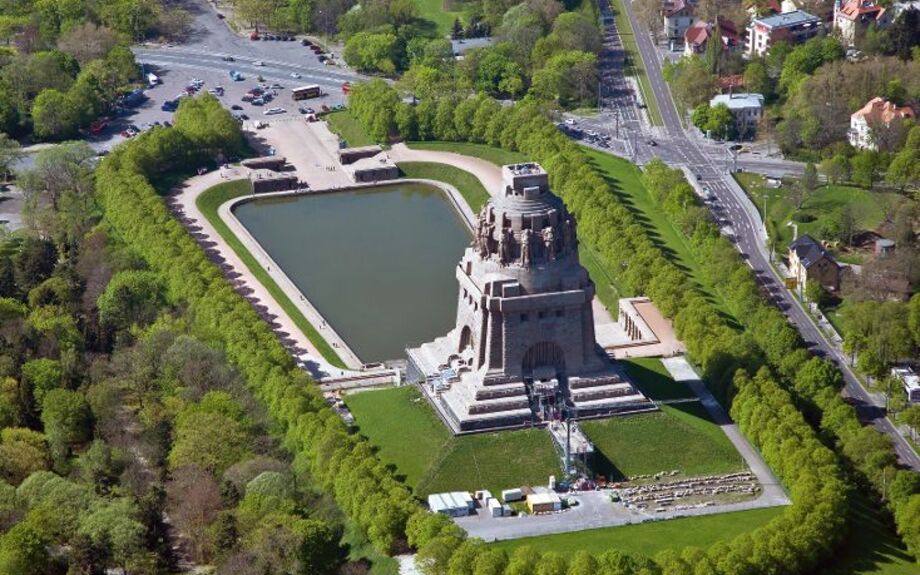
660;356;790;507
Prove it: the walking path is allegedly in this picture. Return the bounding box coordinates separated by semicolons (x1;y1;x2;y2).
660;356;789;507
170;168;364;377
389;143;504;192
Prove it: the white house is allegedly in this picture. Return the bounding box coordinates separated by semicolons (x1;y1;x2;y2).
709;93;765;135
848;97;915;150
745;10;824;56
663;0;697;50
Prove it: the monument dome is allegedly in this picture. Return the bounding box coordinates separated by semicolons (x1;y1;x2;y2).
407;163;651;433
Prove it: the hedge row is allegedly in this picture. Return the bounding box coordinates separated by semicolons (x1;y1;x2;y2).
96;98;417;555
639;160;920;559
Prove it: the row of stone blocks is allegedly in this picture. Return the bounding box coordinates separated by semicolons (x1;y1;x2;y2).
571;383;636;403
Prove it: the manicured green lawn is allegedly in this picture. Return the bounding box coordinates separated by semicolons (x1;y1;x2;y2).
195;180;344;368
584;148;735;319
622;357;694;401
406;141;528;166
398;161;490;212
415;0;464;36
608;0;663;126
735;173;902;254
491;506;783;557
346;386;560;497
326;110;376;147
582;403;745;480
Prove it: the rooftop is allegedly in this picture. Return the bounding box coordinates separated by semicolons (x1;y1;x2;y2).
837;0;885;20
852;97;915;125
892;367;920;390
790;234;838;269
752;9;821;28
710;93;765;110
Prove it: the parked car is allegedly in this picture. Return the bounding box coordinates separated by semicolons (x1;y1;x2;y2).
564;118;576;126
263;107;286;115
269;83;283;89
254;60;264;66
290;72;301;79
231;104;243;110
647;139;657;146
222;55;235;61
251;97;265;106
250;32;259;40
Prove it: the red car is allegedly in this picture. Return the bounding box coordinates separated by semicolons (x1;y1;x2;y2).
250;31;260;40
89;120;107;135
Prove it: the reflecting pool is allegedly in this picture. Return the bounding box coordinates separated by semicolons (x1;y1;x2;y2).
233;184;471;362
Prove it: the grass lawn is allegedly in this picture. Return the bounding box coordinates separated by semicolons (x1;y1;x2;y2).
735;173;902;253
491;506;783;557
622;357;694;401
398;161;490;212
608;0;663;126
406;141;528;166
346;386;560;497
582;402;745;480
325;110;376;147
195;180;345;368
584;148;736;321
414;0;464;36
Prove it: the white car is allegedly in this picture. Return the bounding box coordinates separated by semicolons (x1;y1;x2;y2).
290;72;301;79
254;60;264;66
263;107;286;115
270;83;284;89
564;118;577;126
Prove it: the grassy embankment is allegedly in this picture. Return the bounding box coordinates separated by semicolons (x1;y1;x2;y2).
195;179;345;368
492;506;783;557
607;0;663;126
345;386;561;497
326;110;377;147
415;0;465;35
398;162;491;212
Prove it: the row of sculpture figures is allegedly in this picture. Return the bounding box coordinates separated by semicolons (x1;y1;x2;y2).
474;206;579;267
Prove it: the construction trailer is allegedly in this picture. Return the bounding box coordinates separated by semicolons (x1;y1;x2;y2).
487;497;504;517
526;491;562;513
501;488;523;502
428;492;475;517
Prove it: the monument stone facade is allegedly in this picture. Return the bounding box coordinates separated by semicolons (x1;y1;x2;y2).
407;163;652;433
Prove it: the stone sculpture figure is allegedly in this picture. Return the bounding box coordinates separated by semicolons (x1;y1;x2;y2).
520;228;533;267
475;207;492;257
543;226;556;261
498;227;512;265
564;218;577;253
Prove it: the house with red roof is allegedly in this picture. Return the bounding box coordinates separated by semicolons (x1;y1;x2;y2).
849;97;915;150
663;0;698;49
683;18;742;56
833;0;890;44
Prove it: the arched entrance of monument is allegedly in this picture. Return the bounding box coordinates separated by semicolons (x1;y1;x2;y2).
458;325;473;354
522;342;566;422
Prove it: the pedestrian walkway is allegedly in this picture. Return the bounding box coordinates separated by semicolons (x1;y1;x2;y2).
660;356;789;507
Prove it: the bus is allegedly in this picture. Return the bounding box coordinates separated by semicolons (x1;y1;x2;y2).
292;84;322;100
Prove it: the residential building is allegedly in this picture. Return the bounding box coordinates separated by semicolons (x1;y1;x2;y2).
848;97;916;150
788;235;842;293
745;10;824;56
683;18;742;56
747;0;783;19
663;0;697;49
833;0;889;44
709;92;765;135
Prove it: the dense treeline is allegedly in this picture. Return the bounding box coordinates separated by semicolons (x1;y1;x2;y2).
0;0;147;141
348;80;920;568
0;99;359;573
96;96;419;563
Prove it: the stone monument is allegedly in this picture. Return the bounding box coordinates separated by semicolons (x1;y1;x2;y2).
407;163;652;433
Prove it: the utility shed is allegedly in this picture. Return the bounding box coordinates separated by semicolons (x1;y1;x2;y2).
502;488;523;502
487;497;504;517
526;492;561;513
428;492;474;517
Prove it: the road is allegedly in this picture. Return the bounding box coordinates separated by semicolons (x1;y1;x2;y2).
592;0;920;471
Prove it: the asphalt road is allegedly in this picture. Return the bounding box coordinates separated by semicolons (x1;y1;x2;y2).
595;0;920;471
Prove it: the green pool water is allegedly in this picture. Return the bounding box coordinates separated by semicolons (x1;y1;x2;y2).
233;184;471;362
